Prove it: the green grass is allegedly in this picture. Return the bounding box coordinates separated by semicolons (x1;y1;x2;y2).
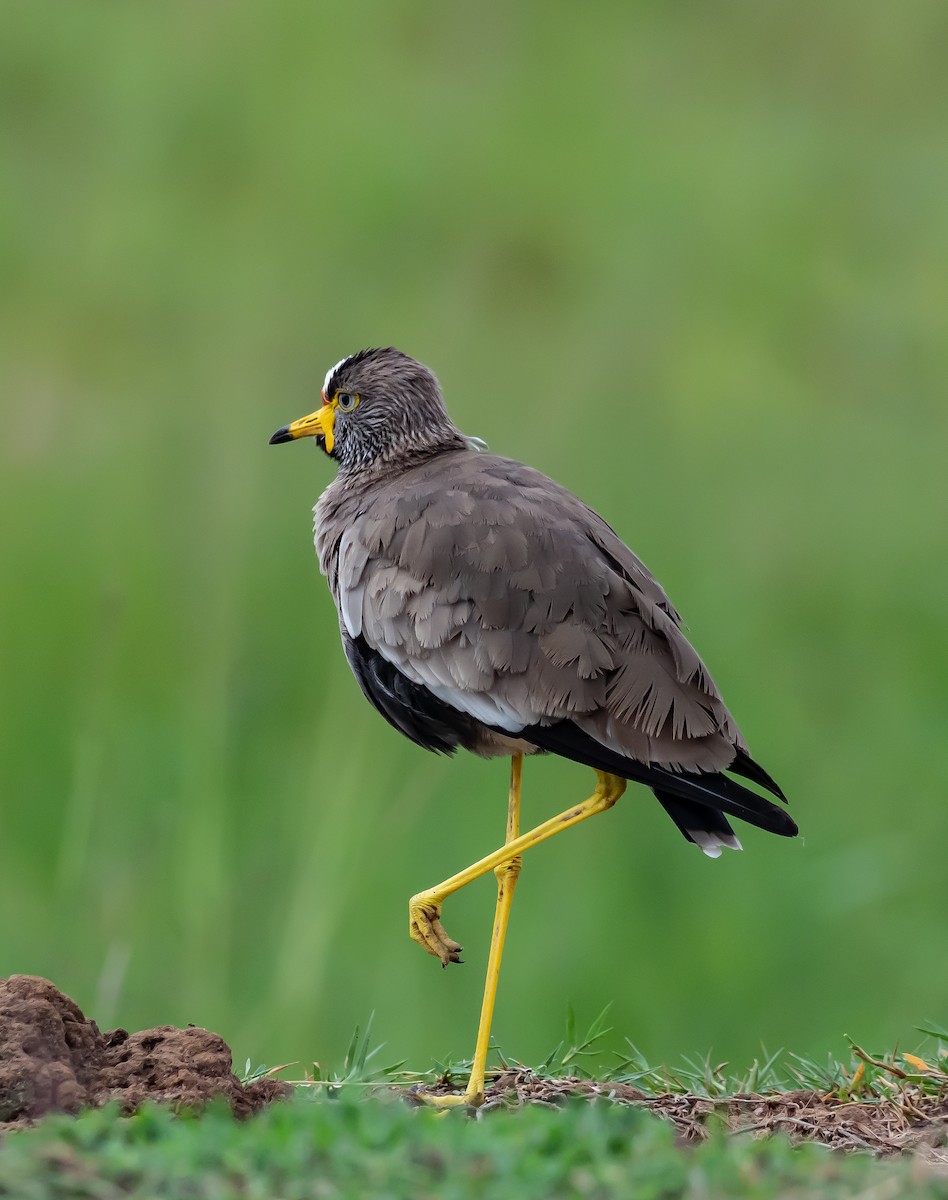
3;1024;946;1197
243;1011;948;1109
1;0;947;1079
1;1095;946;1200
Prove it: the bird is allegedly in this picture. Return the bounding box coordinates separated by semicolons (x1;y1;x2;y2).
269;346;798;1107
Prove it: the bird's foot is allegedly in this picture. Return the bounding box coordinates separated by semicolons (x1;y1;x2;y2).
415;1089;482;1113
412;1089;482;1114
409;891;463;966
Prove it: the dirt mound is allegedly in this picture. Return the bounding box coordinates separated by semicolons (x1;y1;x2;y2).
0;975;289;1129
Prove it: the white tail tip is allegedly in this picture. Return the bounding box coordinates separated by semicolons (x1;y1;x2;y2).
689;829;743;858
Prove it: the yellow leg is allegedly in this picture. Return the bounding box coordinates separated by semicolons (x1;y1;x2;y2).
409;767;626;964
411;764;626;1108
466;753;522;1103
425;754;522;1109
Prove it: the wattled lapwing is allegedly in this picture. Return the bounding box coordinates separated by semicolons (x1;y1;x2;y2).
270;347;797;1106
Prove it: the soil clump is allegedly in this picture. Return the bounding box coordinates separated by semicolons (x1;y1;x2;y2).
0;975;289;1129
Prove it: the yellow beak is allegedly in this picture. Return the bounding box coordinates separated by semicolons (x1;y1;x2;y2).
269;404;336;453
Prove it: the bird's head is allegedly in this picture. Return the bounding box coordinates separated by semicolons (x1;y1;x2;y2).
269;347;472;471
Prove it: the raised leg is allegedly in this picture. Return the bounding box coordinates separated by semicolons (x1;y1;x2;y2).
409;767;626;964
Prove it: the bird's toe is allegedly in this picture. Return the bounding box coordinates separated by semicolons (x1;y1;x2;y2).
409;893;463;966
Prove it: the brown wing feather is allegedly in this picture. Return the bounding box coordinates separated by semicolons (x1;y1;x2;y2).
319;450;744;771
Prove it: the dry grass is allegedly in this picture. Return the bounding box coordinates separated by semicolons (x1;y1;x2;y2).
416;1066;948;1170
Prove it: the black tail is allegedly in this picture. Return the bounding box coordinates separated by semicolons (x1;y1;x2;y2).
521;719;798;840
653;791;740;850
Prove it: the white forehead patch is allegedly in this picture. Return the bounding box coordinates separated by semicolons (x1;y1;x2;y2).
323;356;351;394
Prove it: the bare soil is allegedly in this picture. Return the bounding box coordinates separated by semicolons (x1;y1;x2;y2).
0;975;289;1129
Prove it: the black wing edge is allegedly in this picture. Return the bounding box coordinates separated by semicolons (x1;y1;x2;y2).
520;720;798;839
728;746;786;802
342;633;797;840
343;632;480;755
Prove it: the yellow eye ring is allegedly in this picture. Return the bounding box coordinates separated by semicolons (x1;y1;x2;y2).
335;391;359;412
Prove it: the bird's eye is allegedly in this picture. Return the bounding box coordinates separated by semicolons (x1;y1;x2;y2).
336;392;359;412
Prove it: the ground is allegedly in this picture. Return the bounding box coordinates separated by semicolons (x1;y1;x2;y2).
1;974;945;1176
424;1069;948;1164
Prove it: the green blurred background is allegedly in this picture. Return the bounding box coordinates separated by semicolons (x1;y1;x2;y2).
2;1;946;1076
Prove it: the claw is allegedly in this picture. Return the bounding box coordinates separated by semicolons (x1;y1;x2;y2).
409;893;463;966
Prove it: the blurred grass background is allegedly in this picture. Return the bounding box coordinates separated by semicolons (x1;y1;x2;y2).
1;0;946;1075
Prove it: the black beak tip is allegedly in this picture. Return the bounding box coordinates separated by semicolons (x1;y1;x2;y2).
269;426;293;445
